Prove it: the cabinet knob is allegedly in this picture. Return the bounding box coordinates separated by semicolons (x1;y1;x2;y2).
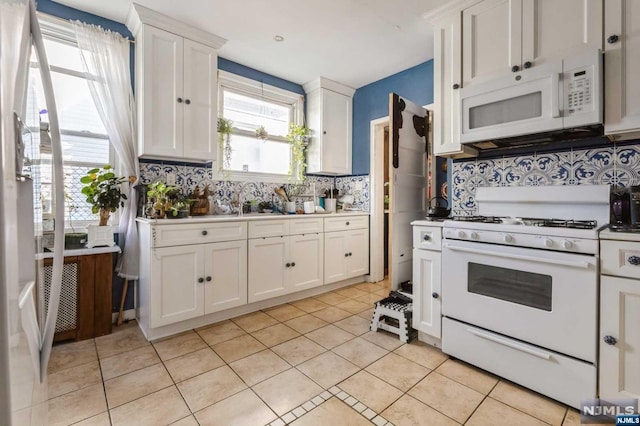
628;256;640;265
511;65;520;73
432;292;439;299
344;253;349;257
349;252;353;257
346;221;350;226
291;262;296;267
206;276;212;282
286;262;291;268
452;83;460;90
523;61;532;69
607;34;619;44
198;277;204;283
202;230;208;236
603;335;617;346
177;97;183;103
423;235;430;241
323;130;327;135
185;99;191;105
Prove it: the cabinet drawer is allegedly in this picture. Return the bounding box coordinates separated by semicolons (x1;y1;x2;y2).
601;240;640;279
249;220;290;239
154;222;247;247
324;215;368;232
413;226;442;251
289;217;323;235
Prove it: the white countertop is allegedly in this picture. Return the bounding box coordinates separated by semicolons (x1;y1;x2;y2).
137;211;369;225
411;219;445;227
36;245;121;260
599;228;640;243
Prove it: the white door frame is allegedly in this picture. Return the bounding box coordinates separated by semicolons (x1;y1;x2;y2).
369;116;389;283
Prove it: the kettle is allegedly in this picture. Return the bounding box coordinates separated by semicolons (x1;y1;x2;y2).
427;197;451;218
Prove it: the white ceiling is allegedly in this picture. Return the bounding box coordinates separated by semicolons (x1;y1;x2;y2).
54;0;451;89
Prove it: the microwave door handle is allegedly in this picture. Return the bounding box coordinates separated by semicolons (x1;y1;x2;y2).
443;243;590;269
551;72;561;118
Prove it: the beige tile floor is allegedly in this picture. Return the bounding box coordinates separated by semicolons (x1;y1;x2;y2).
46;280;585;426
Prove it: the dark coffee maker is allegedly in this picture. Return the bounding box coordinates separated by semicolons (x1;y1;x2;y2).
629;185;640;225
611;188;630;225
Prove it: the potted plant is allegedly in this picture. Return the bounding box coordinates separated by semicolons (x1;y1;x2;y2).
166;194;192;219
286;124;311;182
80;165;127;247
146;181;178;219
218;117;233;171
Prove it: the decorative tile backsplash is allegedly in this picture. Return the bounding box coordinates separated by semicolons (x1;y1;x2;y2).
138;161;370;213
451;143;640;216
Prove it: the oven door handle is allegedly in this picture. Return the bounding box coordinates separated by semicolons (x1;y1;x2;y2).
443;244;591;269
466;328;552;360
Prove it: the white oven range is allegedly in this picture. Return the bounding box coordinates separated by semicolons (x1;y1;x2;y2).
441;185;611;409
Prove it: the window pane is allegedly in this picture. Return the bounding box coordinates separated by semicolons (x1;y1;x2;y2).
227;135;291;175
62;134;109;164
223;90;291;137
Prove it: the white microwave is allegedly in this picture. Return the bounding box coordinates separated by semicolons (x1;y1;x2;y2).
459;50;602;145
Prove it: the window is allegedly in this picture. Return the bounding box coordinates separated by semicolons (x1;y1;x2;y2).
216;71;304;182
25;16;113;228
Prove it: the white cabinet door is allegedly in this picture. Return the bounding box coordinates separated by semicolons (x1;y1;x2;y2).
324;232;348;284
604;0;640;137
521;0;602;69
151;245;204;327
182;39;217;160
203;240;247;314
248;237;288;303
141;26;184;158
287;233;323;292
433;12;476;158
462;0;522;86
599;275;640;400
412;248;442;338
346;229;369;277
321;89;352;175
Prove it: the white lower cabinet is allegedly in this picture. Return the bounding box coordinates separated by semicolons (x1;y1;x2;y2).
324;228;369;284
248;233;323;303
150;240;247;328
412;247;442;338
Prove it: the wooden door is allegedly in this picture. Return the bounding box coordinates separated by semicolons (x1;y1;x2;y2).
287;233;323;292
150;245;204;327
183;39;218;160
141;25;184;157
389;94;428;290
599;275;640;400
248;237;287;302
203;240;247;315
462;0;522;85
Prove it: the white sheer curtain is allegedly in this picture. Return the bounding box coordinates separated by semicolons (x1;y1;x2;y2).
73;21;139;279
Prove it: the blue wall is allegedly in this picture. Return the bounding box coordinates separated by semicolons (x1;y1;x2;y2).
352;60;434;175
218;58;304;95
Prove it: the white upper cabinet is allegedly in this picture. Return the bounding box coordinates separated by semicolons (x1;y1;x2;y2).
462;0;602;85
433;12;477;158
304;78;355;175
604;0;640;139
127;4;225;161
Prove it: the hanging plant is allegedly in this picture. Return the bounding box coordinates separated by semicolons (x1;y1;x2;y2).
255;125;269;142
286;124;311;182
217;117;233;171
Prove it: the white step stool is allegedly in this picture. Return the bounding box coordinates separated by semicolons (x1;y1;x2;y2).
370;293;414;343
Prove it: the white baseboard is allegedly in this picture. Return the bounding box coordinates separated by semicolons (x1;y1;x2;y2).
111;309;136;324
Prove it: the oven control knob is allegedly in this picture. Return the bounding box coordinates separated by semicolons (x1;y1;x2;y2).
457;230;466;238
503;234;514;243
470;232;479;240
562;240;573;249
544;238;554;248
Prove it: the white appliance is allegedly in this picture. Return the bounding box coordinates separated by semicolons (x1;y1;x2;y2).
441;185;610;409
459;50;603;146
1;0;64;424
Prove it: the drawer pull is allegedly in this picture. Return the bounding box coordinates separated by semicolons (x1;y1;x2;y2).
423;234;430;241
201;230;208;236
466;327;552;360
627;256;640;266
198;277;204;283
603;335;617;346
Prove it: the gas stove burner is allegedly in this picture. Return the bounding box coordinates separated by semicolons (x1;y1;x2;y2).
535;219;598;230
451;215;504;224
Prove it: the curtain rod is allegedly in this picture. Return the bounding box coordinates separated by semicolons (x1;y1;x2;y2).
37;11;136;44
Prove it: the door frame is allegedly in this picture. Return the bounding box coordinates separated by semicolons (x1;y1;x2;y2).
369;116;389;282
